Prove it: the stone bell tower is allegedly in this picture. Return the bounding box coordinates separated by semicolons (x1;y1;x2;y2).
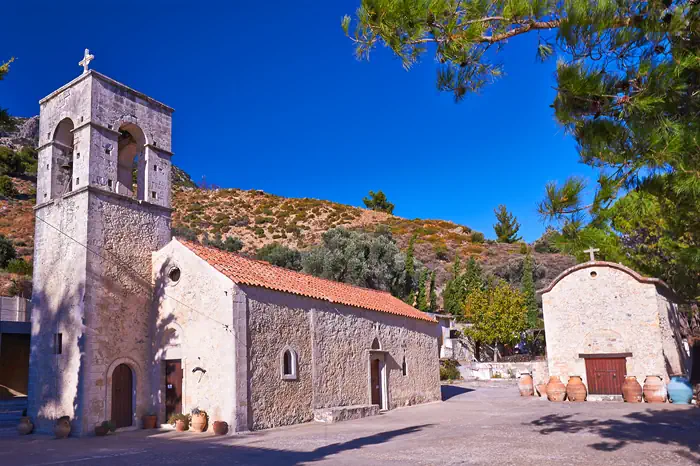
28;50;174;436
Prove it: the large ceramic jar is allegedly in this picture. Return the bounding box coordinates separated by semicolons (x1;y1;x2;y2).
566;376;587;402
667;376;693;404
17;417;33;435
622;376;643;403
142;414;157;429
546;376;567;402
643;376;667;403
518;373;534;397
213;421;229;436
54;417;71;439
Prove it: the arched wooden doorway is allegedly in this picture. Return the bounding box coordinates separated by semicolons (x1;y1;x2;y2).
111;364;133;428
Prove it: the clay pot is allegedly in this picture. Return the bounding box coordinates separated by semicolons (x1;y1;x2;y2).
17;417;33;435
643;376;667;403
54;418;71;439
518;373;534;396
546;376;567;402
566;376;587;402
213;421;229;436
536;383;548;398
668;376;693;404
94;425;108;437
622;376;643;403
175;419;188;432
191;413;207;433
142;415;157;429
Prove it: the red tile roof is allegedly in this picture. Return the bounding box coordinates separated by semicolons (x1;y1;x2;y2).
178;239;435;323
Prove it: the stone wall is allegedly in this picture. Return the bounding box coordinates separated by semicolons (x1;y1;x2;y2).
542;264;683;387
244;286;440;431
461;360;549;385
152;240;236;429
28;192;89;434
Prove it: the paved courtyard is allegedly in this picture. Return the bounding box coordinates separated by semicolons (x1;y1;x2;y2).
1;381;699;465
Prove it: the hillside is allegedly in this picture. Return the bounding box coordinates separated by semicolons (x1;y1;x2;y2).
0;116;576;297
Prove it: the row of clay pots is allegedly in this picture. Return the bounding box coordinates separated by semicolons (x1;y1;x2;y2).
521;374;691;403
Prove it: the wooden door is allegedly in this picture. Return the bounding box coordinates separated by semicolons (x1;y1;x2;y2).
585;358;626;395
165;360;183;421
370;359;381;407
111;364;133;428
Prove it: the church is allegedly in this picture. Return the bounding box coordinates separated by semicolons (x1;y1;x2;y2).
27;55;440;436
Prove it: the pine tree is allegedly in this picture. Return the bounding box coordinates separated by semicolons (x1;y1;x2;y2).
522;252;538;328
429;270;438;312
416;269;428;311
363;190;395;214
0;58;15;132
493;205;521;244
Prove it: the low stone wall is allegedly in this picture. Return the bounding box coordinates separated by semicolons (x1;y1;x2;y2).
313;405;379;424
459;360;549;385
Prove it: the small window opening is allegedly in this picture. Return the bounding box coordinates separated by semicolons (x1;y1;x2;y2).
371;338;381;350
402;356;407;376
46;164;49;170
76;153;80;159
168;267;181;283
153;164;157;172
590;271;598;278
107;179;113;189
75;177;79;186
53;333;63;354
105;148;111;155
151;191;157;199
281;348;297;380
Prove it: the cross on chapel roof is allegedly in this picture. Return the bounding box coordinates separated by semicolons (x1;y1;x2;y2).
583;246;600;262
78;49;94;74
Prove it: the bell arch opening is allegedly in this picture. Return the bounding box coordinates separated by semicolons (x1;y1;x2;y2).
51;118;75;197
117;123;146;200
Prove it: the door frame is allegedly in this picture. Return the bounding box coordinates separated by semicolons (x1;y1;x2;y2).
105;358;139;431
580;353;630;395
368;350;388;410
165;359;184;422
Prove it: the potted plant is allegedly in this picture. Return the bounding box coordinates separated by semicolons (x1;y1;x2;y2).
94;420;115;437
190;408;208;433
168;413;189;432
54;416;71;439
142;412;157;429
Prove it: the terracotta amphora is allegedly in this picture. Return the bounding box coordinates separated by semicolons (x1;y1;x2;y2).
17;417;33;435
546;376;567;402
213;421;229;435
536;383;548;398
622;376;643;403
643;376;667;403
54;417;71;439
191;413;207;433
566;376;587;402
518;373;534;397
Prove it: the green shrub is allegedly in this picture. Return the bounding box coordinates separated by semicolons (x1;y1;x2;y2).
255;243;303;271
433;243;449;261
254;227;265;237
519;242;529;254
439;359;460;381
0;175;17;197
172;226;197;241
471;232;485;243
0;235;17;268
6;258;32;275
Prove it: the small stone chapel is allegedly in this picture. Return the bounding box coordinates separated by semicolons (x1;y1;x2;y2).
27;54;440;436
539;248;690;399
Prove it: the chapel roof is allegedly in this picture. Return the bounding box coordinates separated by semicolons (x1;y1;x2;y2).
177;239;436;323
537;260;674;296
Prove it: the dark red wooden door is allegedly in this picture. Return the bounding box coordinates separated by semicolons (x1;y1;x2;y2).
585;358;626;395
370;359;381;406
111;364;133;428
165;360;183;421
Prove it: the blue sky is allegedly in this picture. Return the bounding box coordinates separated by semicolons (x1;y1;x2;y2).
1;1;595;242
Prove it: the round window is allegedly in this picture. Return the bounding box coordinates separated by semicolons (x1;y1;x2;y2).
169;267;181;283
590;271;598;278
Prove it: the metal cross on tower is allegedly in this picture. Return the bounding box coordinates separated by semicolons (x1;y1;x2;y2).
583;246;600;262
79;49;94;74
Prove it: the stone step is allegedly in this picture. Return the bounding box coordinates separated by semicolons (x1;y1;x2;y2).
313;404;380;424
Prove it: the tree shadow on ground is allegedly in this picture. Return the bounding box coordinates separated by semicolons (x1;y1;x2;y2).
529;408;700;461
441;385;474;401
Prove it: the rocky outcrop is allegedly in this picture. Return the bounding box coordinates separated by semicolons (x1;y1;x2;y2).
0;116;39;149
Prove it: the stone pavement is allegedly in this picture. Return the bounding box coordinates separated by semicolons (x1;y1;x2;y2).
1;380;698;465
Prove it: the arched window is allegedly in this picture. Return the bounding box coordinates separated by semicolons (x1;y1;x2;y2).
371;337;381;350
50;118;75;198
402;356;407;376
280;347;297;380
116;123;146;200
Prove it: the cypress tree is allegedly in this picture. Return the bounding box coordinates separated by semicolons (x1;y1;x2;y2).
416;269;428;311
403;233;417;301
429;270;438;312
522;252;538;328
442;255;464;317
